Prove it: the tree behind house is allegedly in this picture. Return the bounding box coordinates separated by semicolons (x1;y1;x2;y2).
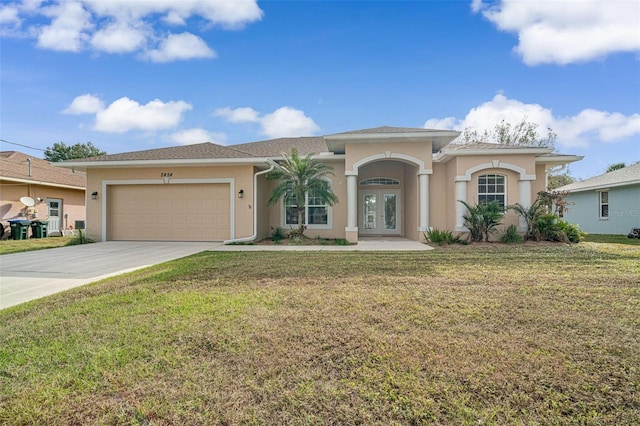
44;142;106;162
459;118;556;149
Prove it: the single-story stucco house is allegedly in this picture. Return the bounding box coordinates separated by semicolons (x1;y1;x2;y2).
56;126;582;244
557;162;640;235
1;151;86;236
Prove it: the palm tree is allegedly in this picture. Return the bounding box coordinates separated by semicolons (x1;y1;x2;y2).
459;200;504;242
508;199;548;241
267;149;338;237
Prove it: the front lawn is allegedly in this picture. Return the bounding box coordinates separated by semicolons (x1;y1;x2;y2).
1;243;639;424
0;236;78;255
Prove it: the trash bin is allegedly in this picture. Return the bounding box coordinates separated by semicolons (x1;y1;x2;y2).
9;220;31;240
30;220;49;238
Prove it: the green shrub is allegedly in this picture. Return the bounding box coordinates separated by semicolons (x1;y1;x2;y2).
459;200;504;242
334;238;350;246
66;229;93;246
557;220;585;243
424;228;462;245
270;226;285;242
499;224;524;244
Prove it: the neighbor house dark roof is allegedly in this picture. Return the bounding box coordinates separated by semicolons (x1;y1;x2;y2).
0;151;85;188
558;162;640;192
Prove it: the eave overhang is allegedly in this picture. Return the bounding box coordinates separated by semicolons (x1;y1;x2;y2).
53;154;346;171
0;176;85;190
433;146;555;163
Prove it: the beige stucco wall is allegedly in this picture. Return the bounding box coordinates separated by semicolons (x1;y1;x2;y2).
0;180;85;231
264;159;347;240
435;154;543;239
533;164;548;194
86;165;255;242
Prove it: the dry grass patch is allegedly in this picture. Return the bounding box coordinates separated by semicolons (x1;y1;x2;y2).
1;243;639;425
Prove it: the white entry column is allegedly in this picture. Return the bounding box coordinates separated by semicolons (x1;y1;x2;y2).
455;179;468;231
346;173;358;232
518;179;533;231
418;173;429;231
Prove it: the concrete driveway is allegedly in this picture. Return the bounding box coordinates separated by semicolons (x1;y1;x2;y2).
0;241;221;310
1;238;431;310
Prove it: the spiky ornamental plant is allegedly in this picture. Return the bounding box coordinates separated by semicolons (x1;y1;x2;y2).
459;200;505;242
267;149;338;237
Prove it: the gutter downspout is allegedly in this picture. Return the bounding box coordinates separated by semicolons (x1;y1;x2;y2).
223;164;274;244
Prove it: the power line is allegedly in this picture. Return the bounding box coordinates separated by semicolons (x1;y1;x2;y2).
0;138;46;152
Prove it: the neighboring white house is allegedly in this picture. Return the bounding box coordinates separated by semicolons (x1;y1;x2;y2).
558;162;640;235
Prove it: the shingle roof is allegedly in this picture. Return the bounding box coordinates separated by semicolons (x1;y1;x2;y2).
0;151;85;188
66;142;257;162
232;137;328;157
558;161;640;192
329;126;446;135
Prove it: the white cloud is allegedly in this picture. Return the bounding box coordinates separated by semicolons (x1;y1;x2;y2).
170;128;227;145
143;32;215;63
94;96;192;133
3;0;262;61
0;5;21;26
216;106;320;138
214;107;260;123
37;1;93;52
90;21;147;53
424;93;640;148
261;107;320;139
473;0;640;65
63;93;105;114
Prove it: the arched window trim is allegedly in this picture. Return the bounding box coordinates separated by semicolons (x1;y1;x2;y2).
359;177;400;186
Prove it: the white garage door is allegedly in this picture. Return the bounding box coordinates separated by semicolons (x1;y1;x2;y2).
108;184;230;241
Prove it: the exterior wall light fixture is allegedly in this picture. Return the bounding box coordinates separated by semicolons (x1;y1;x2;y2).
91;191;98;200
238;189;244;198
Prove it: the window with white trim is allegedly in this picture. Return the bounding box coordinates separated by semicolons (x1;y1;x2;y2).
599;191;609;218
478;174;506;208
284;188;331;228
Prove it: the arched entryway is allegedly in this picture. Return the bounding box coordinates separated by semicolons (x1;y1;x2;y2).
345;154;431;243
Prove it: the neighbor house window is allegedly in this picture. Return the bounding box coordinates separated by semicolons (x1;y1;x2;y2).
599;191;609;218
478;174;506;208
284;188;331;228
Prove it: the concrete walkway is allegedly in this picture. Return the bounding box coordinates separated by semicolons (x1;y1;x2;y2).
1;239;431;310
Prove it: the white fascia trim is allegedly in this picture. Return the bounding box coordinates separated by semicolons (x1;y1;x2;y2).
100;178;235;243
0;177;85;190
562;180;640;193
434;147;556;163
325;130;460;141
536;155;584;164
55;157;275;170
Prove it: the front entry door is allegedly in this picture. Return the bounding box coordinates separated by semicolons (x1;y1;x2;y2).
47;198;62;234
360;190;401;235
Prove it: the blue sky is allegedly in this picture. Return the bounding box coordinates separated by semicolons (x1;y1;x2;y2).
1;0;639;180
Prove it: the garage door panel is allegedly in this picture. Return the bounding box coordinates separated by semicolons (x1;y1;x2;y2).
109;183;230;241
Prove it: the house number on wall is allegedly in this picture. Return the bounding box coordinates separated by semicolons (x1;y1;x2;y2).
161;172;173;183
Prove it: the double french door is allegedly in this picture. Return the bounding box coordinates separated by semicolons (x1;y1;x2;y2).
359;190;401;235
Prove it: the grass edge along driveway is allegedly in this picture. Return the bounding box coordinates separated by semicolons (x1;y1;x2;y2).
1;242;639;425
